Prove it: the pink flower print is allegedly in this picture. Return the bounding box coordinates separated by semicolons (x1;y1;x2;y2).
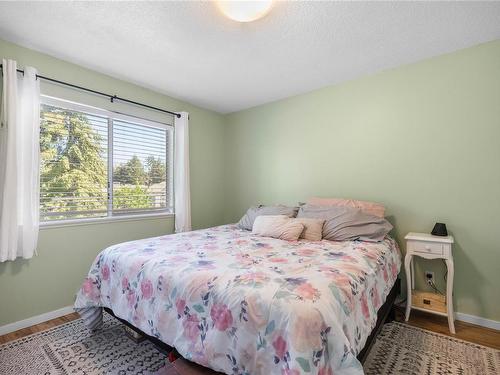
127;290;136;307
290;309;324;352
82;278;93;296
363;251;379;261
182;314;200;341
296;248;317;257
371;287;381;308
210;303;233;331
272;335;287;359
338;254;356;262
121;277;129;291
133;307;145;325
318;366;333;375
390;262;398;278
383;267;389;282
176;299;186;316
340;263;364;274
245;294;267;330
360;291;370;319
329;273;351;289
141;279;153;299
296;282;320;301
235;254;253;267
282;369;300;375
269;257;288;263
101;264;110;281
203;243;217;251
130;260;145;275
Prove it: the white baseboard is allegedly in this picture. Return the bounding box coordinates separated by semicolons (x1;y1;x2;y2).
456;312;500;331
0;305;74;336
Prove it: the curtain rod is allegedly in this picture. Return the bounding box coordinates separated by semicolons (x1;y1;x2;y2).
0;64;181;118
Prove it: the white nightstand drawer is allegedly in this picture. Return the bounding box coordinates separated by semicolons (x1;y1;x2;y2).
408;240;443;255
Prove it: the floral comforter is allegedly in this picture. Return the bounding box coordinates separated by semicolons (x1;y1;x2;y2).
75;225;401;375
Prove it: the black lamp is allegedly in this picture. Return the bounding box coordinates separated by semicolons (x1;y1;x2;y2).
431;222;448;237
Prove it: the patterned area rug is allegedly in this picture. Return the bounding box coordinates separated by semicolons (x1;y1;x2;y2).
2;316;499;375
364;321;500;375
0;313;168;375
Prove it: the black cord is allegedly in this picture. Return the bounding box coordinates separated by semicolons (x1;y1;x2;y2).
428;280;444;295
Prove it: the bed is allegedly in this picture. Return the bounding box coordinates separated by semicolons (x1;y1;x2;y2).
75;224;401;375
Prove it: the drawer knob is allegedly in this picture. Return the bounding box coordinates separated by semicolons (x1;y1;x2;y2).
425;245;431;251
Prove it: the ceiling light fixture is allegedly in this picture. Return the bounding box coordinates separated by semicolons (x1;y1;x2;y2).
216;1;273;23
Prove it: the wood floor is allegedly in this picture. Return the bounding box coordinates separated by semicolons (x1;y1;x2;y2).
0;308;498;375
0;312;80;345
394;306;500;350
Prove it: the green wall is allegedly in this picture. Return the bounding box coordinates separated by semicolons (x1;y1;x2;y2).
224;40;500;321
0;39;227;326
1;38;499;327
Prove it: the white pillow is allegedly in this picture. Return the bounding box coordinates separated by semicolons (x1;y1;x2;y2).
294;217;325;241
252;215;304;241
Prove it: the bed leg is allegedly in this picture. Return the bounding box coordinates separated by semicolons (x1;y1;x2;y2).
387;306;396;322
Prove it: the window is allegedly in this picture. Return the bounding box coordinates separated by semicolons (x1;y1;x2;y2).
40;97;173;222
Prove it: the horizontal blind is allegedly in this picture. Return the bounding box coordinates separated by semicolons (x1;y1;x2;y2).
40;104;108;221
112;119;169;215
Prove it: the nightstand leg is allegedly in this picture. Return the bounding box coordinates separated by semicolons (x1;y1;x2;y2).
411;258;415;289
404;253;413;321
445;258;455;334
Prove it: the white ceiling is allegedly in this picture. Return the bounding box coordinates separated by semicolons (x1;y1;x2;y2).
0;1;499;114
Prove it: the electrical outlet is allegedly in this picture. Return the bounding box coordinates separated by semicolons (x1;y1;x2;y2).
425;271;435;285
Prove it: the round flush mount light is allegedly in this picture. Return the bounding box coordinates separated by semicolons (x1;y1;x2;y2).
216;1;273;23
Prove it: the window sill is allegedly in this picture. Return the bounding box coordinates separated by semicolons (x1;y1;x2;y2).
40;212;174;230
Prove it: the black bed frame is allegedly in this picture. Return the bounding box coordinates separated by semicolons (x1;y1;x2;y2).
356;278;400;363
105;278;400;369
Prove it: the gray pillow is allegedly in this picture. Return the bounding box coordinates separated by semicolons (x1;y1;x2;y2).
238;205;299;231
297;205;392;242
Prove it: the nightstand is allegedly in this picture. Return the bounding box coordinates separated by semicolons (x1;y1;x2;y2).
404;232;455;334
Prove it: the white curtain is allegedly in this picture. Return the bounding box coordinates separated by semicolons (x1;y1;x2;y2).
174;112;191;233
0;59;40;262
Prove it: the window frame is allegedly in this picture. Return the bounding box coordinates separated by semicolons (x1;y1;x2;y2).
39;96;174;228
